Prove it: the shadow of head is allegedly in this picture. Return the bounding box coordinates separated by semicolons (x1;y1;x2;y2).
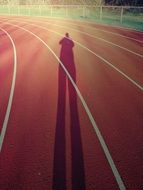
65;32;69;38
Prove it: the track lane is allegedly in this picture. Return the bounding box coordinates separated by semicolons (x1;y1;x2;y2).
0;25;58;189
44;17;143;42
0;29;14;134
25;19;143;88
1;16;143;55
0;28;16;142
1;17;143;189
3;16;142;42
1;20;142;187
11;22;143;190
37;21;143;87
7;19;143;89
19;16;143;43
33;17;143;55
0;24;121;190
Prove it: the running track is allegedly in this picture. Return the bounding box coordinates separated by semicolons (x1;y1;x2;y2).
0;16;143;190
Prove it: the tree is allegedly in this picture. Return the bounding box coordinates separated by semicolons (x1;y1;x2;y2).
105;0;143;6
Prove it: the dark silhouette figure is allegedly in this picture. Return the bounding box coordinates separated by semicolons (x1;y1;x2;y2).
53;33;85;190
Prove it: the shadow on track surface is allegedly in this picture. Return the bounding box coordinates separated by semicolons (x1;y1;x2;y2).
53;33;86;190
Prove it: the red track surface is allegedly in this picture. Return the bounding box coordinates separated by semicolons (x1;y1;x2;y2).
0;16;143;190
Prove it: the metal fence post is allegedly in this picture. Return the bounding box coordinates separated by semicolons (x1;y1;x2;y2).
8;5;10;15
29;6;31;16
39;5;41;16
18;6;20;15
50;5;53;17
100;6;103;20
82;6;85;17
120;6;124;23
66;5;68;17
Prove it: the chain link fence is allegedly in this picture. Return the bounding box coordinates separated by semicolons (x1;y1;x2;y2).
0;5;143;30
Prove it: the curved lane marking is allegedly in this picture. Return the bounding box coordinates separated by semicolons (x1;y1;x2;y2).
3;22;126;190
4;21;143;91
34;17;143;44
1;15;143;42
33;19;143;58
0;28;17;152
2;17;143;57
4;16;143;43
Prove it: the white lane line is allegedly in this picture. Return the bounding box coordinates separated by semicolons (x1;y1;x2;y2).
0;28;17;152
2;17;143;57
13;15;143;39
30;19;143;58
2;16;143;44
4;22;126;190
18;16;143;43
4;21;143;91
36;17;143;44
47;16;143;34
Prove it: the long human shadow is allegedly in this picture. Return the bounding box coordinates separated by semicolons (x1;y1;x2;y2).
53;33;85;190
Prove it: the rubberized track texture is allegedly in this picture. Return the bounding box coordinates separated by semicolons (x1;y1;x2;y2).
0;16;143;190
